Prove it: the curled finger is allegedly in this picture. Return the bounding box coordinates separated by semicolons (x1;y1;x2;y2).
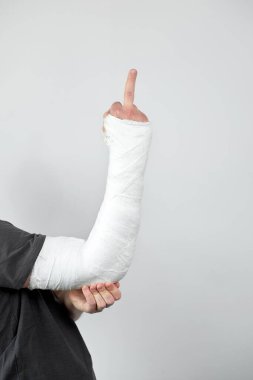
89;284;107;312
96;283;115;308
82;286;97;313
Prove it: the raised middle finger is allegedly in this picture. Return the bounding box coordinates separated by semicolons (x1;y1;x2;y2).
123;68;137;108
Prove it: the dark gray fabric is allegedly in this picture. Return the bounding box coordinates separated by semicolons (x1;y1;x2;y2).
0;220;97;380
0;220;46;290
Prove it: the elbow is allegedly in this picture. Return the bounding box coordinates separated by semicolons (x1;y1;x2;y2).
81;237;137;283
88;263;129;284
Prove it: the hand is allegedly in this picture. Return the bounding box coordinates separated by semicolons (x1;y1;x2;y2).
53;282;121;321
102;68;149;133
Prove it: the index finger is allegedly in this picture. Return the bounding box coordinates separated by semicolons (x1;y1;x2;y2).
123;68;137;108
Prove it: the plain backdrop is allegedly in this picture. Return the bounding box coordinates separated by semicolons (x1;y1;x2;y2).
0;1;253;379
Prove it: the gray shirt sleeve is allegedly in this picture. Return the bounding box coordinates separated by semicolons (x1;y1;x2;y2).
0;219;46;289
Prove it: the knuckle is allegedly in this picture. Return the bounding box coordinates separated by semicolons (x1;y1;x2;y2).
111;101;122;109
110;102;123;118
123;110;134;119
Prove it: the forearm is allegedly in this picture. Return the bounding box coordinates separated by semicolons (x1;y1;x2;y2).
28;114;152;291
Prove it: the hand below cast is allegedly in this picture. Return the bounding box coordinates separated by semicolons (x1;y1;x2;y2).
53;282;121;321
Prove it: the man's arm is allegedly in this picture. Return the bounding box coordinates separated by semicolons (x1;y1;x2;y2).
0;219;46;290
28;69;152;292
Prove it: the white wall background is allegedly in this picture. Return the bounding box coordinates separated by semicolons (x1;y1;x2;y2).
1;1;253;379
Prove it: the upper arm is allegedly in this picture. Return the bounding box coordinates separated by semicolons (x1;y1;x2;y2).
0;220;46;290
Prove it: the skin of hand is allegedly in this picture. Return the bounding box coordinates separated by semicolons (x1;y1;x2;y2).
102;67;149;132
52;282;121;321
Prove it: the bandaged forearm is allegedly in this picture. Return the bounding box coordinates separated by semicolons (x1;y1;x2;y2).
28;114;153;291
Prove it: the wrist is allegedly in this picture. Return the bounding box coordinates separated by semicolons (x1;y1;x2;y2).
51;290;65;304
52;290;82;321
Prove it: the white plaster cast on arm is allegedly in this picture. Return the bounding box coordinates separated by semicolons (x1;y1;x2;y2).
28;114;153;291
